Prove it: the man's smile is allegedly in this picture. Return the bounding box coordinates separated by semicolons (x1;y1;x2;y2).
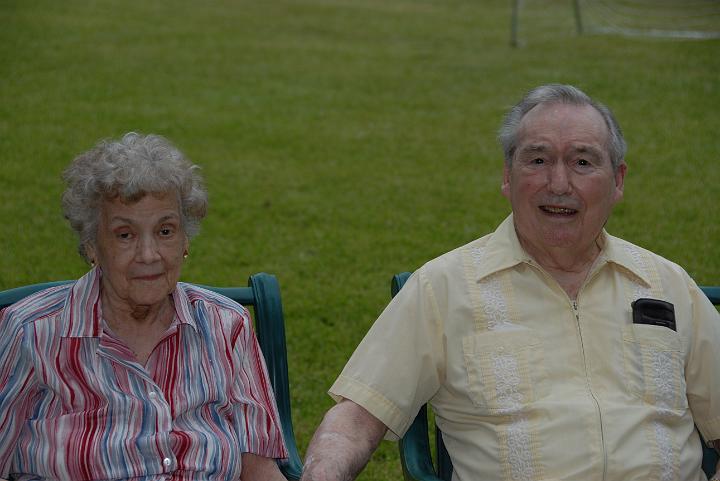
539;205;578;215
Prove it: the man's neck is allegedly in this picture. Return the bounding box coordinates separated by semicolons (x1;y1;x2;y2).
517;233;602;300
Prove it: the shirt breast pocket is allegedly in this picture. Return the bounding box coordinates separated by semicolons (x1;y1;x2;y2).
621;324;688;411
462;330;547;414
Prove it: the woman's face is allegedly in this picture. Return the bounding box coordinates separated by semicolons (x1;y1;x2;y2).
86;192;188;310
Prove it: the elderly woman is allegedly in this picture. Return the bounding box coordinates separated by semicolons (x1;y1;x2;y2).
0;133;288;481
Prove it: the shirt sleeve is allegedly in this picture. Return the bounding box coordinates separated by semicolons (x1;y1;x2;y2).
329;267;445;440
685;280;720;443
230;309;288;459
0;307;38;477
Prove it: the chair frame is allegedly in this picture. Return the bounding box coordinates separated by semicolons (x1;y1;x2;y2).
392;272;720;481
0;273;303;480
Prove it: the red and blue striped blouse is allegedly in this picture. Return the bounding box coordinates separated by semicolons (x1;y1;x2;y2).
0;268;288;480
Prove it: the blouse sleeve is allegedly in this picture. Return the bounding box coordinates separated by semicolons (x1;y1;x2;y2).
0;307;38;477
229;308;288;460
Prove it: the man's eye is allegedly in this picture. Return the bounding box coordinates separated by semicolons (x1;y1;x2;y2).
578;158;589;166
117;232;132;239
159;227;173;236
533;158;544;165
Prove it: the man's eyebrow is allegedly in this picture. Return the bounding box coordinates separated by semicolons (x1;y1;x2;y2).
571;144;604;158
517;143;550;154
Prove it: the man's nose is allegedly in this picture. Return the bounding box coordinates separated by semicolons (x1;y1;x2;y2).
548;163;572;195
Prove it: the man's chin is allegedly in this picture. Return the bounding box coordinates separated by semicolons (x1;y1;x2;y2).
539;229;582;249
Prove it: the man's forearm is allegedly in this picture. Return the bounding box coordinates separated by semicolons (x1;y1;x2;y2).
301;399;387;481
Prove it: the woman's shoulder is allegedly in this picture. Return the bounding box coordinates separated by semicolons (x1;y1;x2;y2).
176;283;255;347
2;283;72;328
177;282;251;323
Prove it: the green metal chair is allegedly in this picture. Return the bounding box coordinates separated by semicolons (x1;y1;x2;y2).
392;272;720;481
0;273;303;481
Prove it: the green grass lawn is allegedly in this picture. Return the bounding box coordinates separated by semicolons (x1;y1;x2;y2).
1;1;718;479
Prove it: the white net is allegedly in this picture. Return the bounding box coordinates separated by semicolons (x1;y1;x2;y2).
577;0;720;39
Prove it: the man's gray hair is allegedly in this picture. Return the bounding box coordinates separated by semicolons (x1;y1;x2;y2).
498;84;627;170
62;132;208;261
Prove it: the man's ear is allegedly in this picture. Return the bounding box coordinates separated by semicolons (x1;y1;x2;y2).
613;162;627;203
501;164;512;200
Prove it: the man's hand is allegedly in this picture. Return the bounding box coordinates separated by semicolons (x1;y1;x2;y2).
301;399;387;481
240;452;287;481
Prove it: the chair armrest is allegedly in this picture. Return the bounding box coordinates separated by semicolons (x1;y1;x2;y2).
399;405;445;481
248;273;303;480
699;286;720;305
393;272;447;481
0;281;73;309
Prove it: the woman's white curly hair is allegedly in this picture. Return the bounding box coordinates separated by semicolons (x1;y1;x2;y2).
62;132;208;261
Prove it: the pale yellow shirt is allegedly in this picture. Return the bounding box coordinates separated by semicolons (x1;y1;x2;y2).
330;215;720;481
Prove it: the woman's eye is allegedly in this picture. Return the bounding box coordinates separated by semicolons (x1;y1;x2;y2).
117;231;132;239
159;227;174;236
578;158;589;166
533;158;544;165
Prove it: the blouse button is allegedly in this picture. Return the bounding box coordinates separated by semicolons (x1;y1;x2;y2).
163;457;172;467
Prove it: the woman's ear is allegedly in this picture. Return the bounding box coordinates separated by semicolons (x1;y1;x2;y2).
84;243;97;265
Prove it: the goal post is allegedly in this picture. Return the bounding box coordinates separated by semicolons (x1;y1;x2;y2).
510;0;720;46
573;0;720;40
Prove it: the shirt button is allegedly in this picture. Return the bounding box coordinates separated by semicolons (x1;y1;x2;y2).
149;391;157;399
163;457;172;467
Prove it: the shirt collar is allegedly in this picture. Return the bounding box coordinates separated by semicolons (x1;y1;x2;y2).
172;283;199;332
60;267;197;337
475;214;652;288
60;267;103;337
474;214;529;281
595;231;653;287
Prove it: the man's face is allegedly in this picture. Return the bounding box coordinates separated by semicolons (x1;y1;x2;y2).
501;102;626;254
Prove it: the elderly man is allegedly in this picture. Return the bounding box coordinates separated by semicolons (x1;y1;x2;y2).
300;84;720;481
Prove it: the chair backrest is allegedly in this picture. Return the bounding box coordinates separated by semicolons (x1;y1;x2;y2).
392;271;720;481
0;273;303;481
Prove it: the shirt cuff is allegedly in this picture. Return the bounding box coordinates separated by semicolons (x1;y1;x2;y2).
329;374;410;441
697;416;720;447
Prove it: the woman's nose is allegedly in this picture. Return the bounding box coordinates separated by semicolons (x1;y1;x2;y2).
135;235;161;263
